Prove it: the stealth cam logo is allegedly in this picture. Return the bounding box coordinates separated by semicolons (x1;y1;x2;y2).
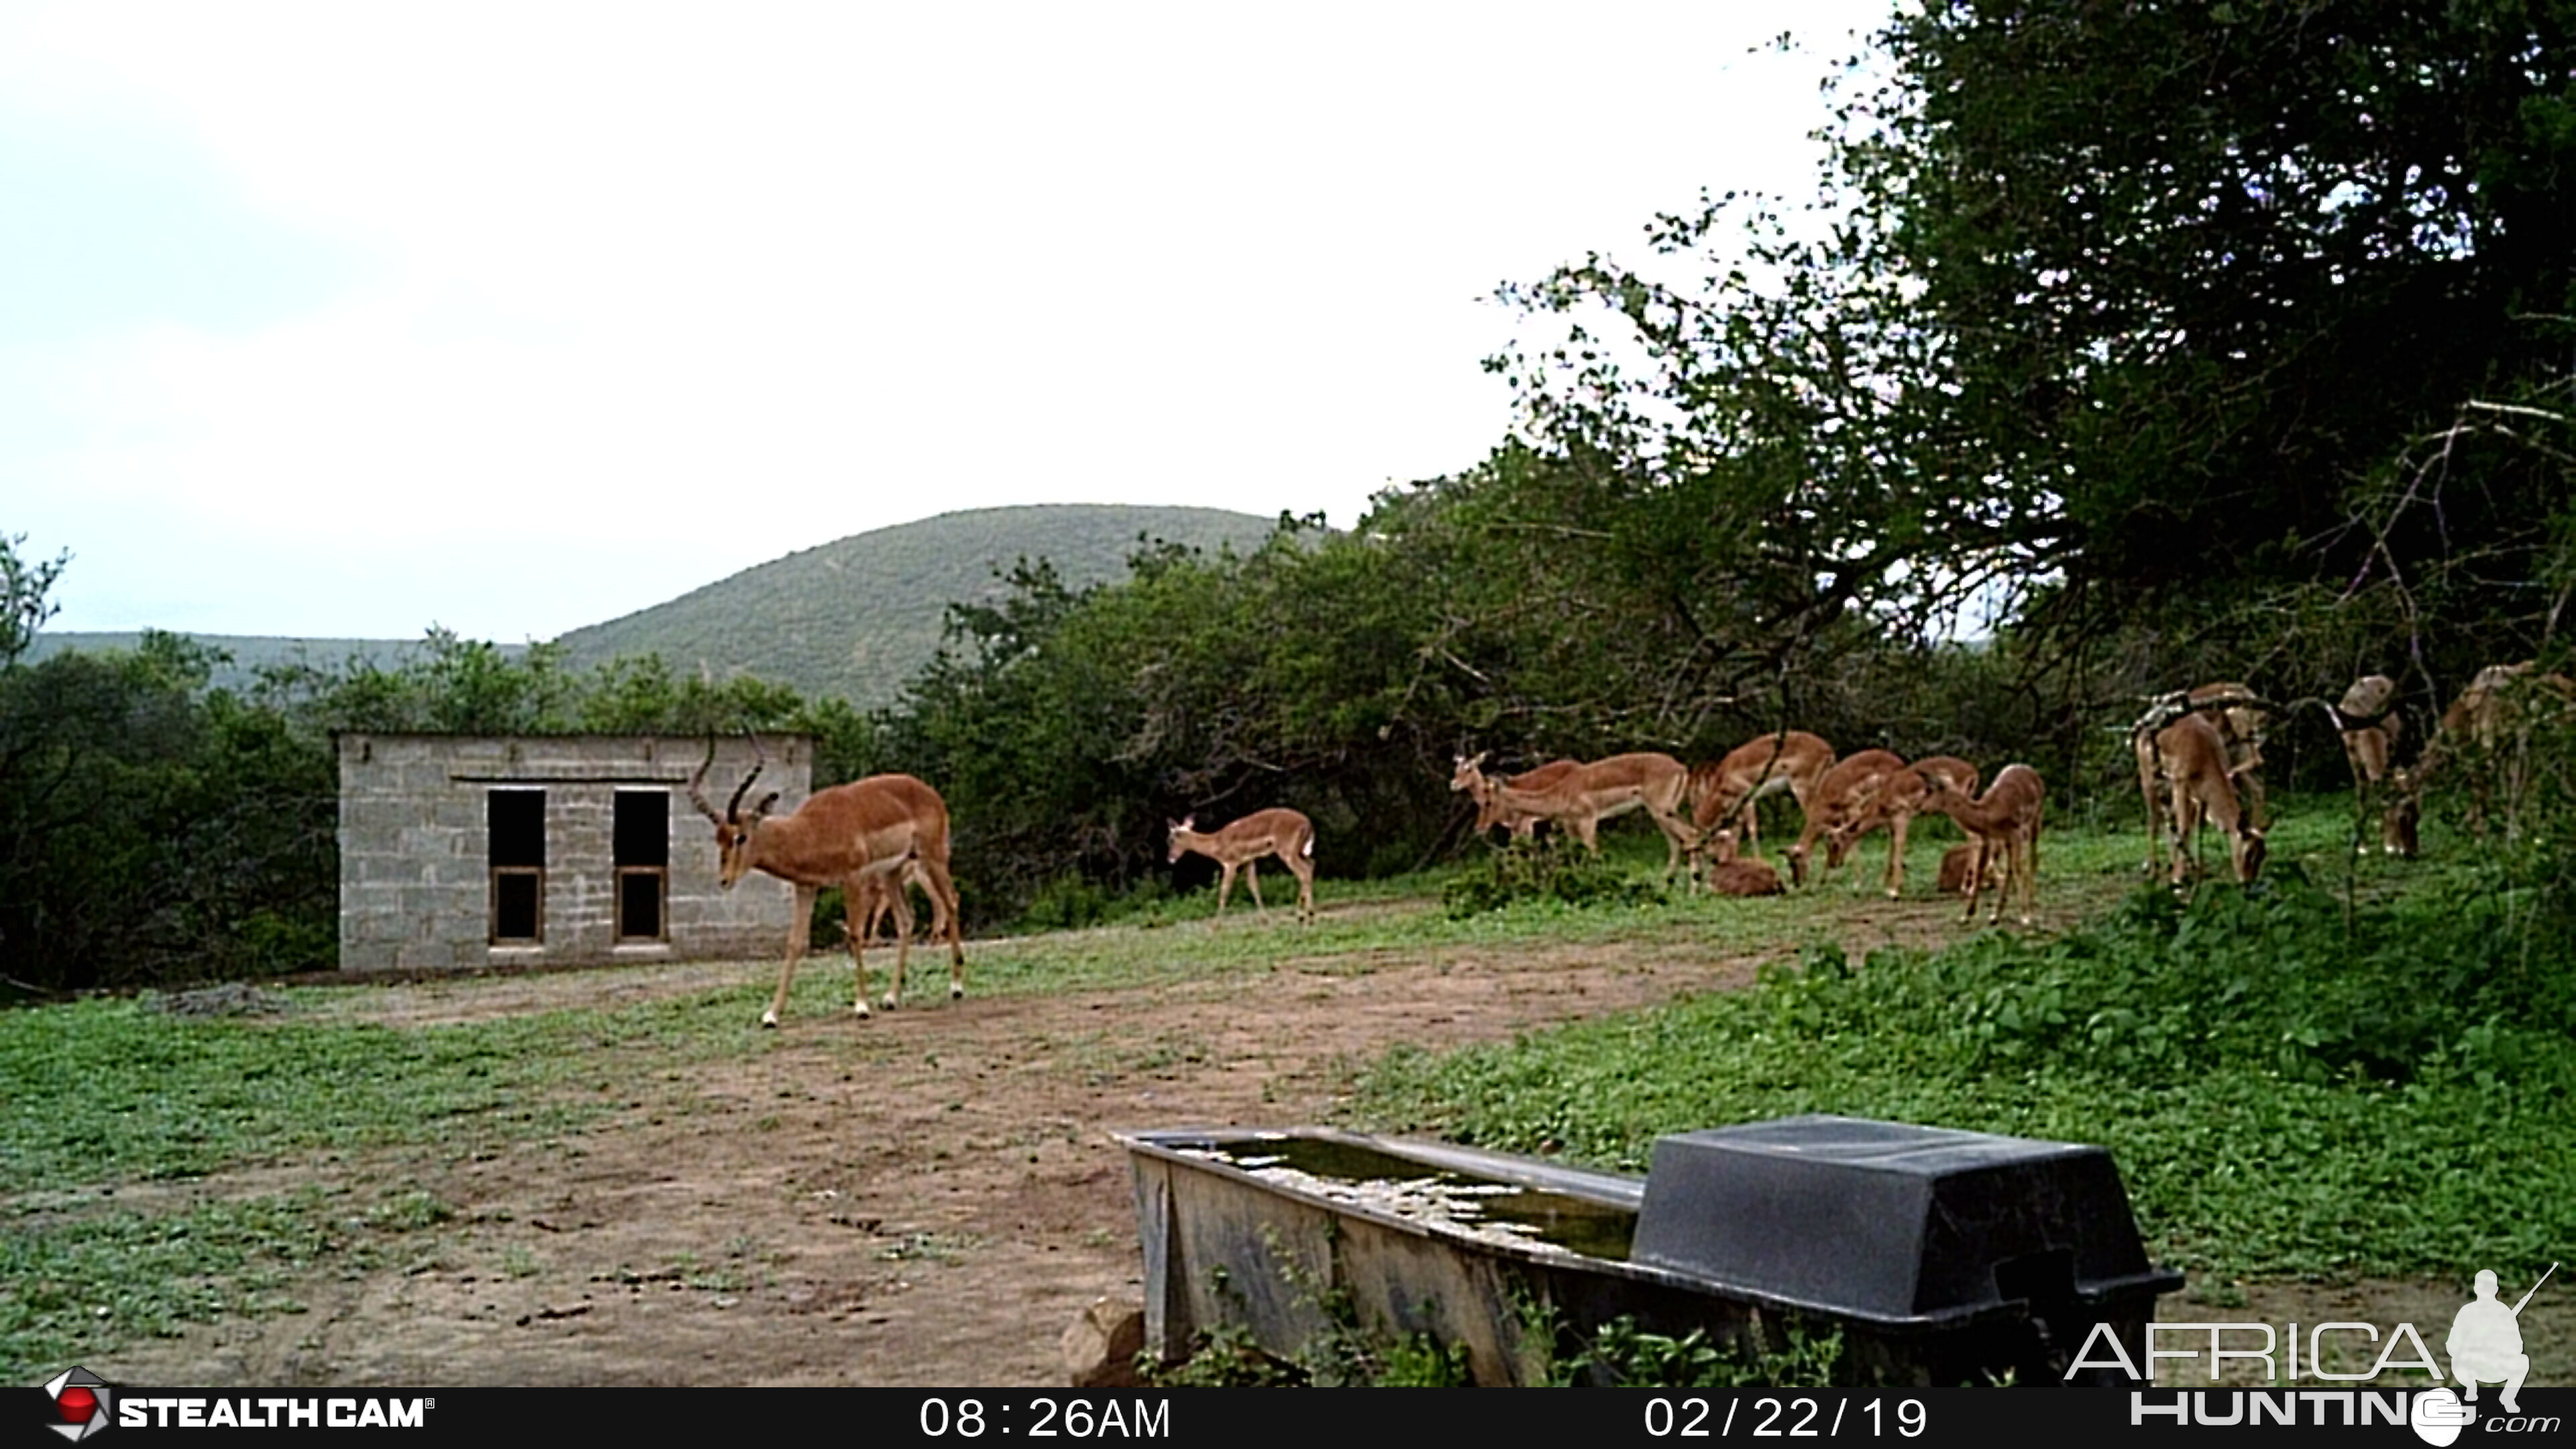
41;1367;111;1442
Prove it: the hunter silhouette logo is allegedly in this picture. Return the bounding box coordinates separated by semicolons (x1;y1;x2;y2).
2449;1263;2553;1414
40;1367;111;1442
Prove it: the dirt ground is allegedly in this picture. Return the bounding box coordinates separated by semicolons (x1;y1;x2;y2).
79;897;2567;1389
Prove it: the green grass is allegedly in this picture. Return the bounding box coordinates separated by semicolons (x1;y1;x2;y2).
0;988;844;1381
2;1186;450;1366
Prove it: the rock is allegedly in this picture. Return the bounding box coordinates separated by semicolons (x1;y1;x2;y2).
1061;1295;1146;1388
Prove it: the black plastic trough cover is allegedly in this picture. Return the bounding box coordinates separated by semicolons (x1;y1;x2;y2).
1631;1115;2167;1322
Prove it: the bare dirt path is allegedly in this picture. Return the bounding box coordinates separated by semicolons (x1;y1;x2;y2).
91;906;1786;1387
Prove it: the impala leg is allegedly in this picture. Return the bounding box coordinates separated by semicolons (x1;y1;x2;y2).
879;877;916;1012
2136;733;2165;878
914;855;968;1000
1244;859;1268;917
1884;810;1913;900
1214;863;1237;924
1658;808;1697;888
2008;828;2032;924
1960;838;1986;923
841;875;892;1017
764;883;819;1028
1287;851;1316;925
2165;778;2195;888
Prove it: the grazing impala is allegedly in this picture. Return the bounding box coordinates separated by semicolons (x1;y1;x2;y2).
2146;712;2265;887
1821;755;1980;899
1167;808;1318;925
2131;681;2271;875
1459;751;1699;883
2319;674;2412;857
690;735;966;1027
1686;730;1834;860
1916;763;2046;925
1781;750;1907;888
1451;754;1580;842
2404;661;2576;840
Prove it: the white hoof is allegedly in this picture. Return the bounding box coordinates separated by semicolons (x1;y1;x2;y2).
879;994;900;1012
853;1000;872;1019
949;983;964;1000
759;1011;780;1029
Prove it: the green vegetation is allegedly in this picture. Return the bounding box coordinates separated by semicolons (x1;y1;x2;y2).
1442;837;1674;918
1349;849;2576;1283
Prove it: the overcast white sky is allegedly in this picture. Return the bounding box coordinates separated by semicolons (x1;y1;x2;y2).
5;0;1896;642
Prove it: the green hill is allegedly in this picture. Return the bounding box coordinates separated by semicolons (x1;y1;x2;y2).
551;504;1284;706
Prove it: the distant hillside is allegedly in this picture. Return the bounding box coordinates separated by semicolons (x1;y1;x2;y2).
551;504;1285;707
21;633;519;694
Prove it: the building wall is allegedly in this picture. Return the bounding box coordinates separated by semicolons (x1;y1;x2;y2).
336;733;812;971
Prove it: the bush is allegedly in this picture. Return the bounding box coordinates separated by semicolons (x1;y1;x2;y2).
1442;838;1669;918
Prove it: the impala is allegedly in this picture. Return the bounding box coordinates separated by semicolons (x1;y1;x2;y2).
2403;661;2576;840
1820;755;1979;899
1780;750;1907;889
1702;828;1784;897
690;736;967;1027
1167;808;1318;925
1451;754;1580;841
1916;763;2046;925
1686;730;1833;860
2319;674;2412;857
847;860;938;945
1935;841;2003;900
1462;751;1699;883
2146;712;2265;887
2131;681;2271;875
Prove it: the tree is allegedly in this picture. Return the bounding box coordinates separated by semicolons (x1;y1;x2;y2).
0;533;69;667
1493;4;2576;663
1853;1;2576;637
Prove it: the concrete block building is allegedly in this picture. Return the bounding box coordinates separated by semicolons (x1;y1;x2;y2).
336;733;810;971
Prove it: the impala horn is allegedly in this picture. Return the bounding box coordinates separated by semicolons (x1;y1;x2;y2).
688;735;725;825
727;731;769;822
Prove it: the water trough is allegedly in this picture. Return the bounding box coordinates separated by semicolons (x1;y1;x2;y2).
1118;1115;2182;1387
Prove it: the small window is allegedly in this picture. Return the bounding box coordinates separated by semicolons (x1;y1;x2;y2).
491;869;543;942
614;790;669;943
488;788;546;943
